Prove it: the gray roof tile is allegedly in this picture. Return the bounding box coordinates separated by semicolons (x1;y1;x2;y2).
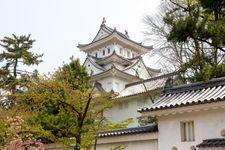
138;77;225;112
197;138;225;147
98;123;158;138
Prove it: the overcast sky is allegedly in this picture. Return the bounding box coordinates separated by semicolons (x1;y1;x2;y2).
0;0;161;74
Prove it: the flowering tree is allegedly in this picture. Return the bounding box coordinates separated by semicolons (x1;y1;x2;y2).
4;116;44;150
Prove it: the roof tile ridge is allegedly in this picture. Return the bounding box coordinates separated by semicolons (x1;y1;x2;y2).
138;57;161;76
78;31;114;48
97;51;131;64
99;123;157;133
164;76;225;95
96;50;116;62
91;65;138;79
115;31;153;49
122;57;141;71
103;24;114;32
128;55;142;60
91;22;113;43
87;54;99;60
86;56;106;71
78;31;152;51
93;80;106;92
125;72;177;88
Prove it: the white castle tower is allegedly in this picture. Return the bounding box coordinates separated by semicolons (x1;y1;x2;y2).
78;18;161;95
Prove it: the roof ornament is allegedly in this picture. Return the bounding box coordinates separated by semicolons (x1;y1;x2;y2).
125;30;129;38
101;17;106;26
163;77;173;93
114;27;117;31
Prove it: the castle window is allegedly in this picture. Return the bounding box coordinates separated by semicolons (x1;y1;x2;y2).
120;48;122;54
95;53;98;57
127;51;130;57
180;121;195;142
132;53;135;58
103;50;105;56
108;48;110;54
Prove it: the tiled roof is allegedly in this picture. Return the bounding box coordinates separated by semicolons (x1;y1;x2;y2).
94;81;105;92
117;72;176;98
78;29;152;51
91;65;138;80
95;51;132;65
197;138;225;147
98;123;158;138
138;77;225;113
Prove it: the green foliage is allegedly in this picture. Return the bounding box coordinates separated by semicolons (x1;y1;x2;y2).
110;145;127;150
137;116;157;126
159;0;225;82
107;118;134;130
55;56;90;90
193;63;225;81
18;58;111;150
0;34;42;107
0;118;5;148
199;0;225;20
166;16;198;42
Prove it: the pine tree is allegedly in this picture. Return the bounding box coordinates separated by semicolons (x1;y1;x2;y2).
0;34;42;106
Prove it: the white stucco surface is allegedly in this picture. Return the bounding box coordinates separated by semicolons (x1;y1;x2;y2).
104;95;153;127
96;133;158;150
157;107;225;150
98;76;128;93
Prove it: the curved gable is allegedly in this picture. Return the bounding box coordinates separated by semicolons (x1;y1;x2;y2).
123;58;152;79
92;24;113;42
84;57;105;75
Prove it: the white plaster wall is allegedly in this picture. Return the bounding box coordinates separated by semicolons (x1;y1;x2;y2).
89;43;137;59
90;44;114;58
158;108;225;150
96;140;157;150
98;77;128;93
104;96;153;127
114;44;137;59
95;133;158;150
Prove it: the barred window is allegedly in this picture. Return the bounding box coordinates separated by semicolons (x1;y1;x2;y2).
108;48;110;53
180;121;195;142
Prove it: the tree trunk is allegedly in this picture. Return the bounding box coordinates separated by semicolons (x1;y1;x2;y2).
74;133;81;150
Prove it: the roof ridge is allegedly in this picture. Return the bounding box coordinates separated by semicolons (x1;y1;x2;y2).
98;123;158;137
164;76;225;94
78;30;152;51
123;57;141;71
99;123;156;133
86;56;105;71
96;50;131;64
125;72;177;88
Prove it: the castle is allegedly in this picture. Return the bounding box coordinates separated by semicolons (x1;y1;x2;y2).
77;19;225;150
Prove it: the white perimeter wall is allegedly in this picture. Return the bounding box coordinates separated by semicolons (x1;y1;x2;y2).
95;133;158;150
104;95;153;127
158;108;225;150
